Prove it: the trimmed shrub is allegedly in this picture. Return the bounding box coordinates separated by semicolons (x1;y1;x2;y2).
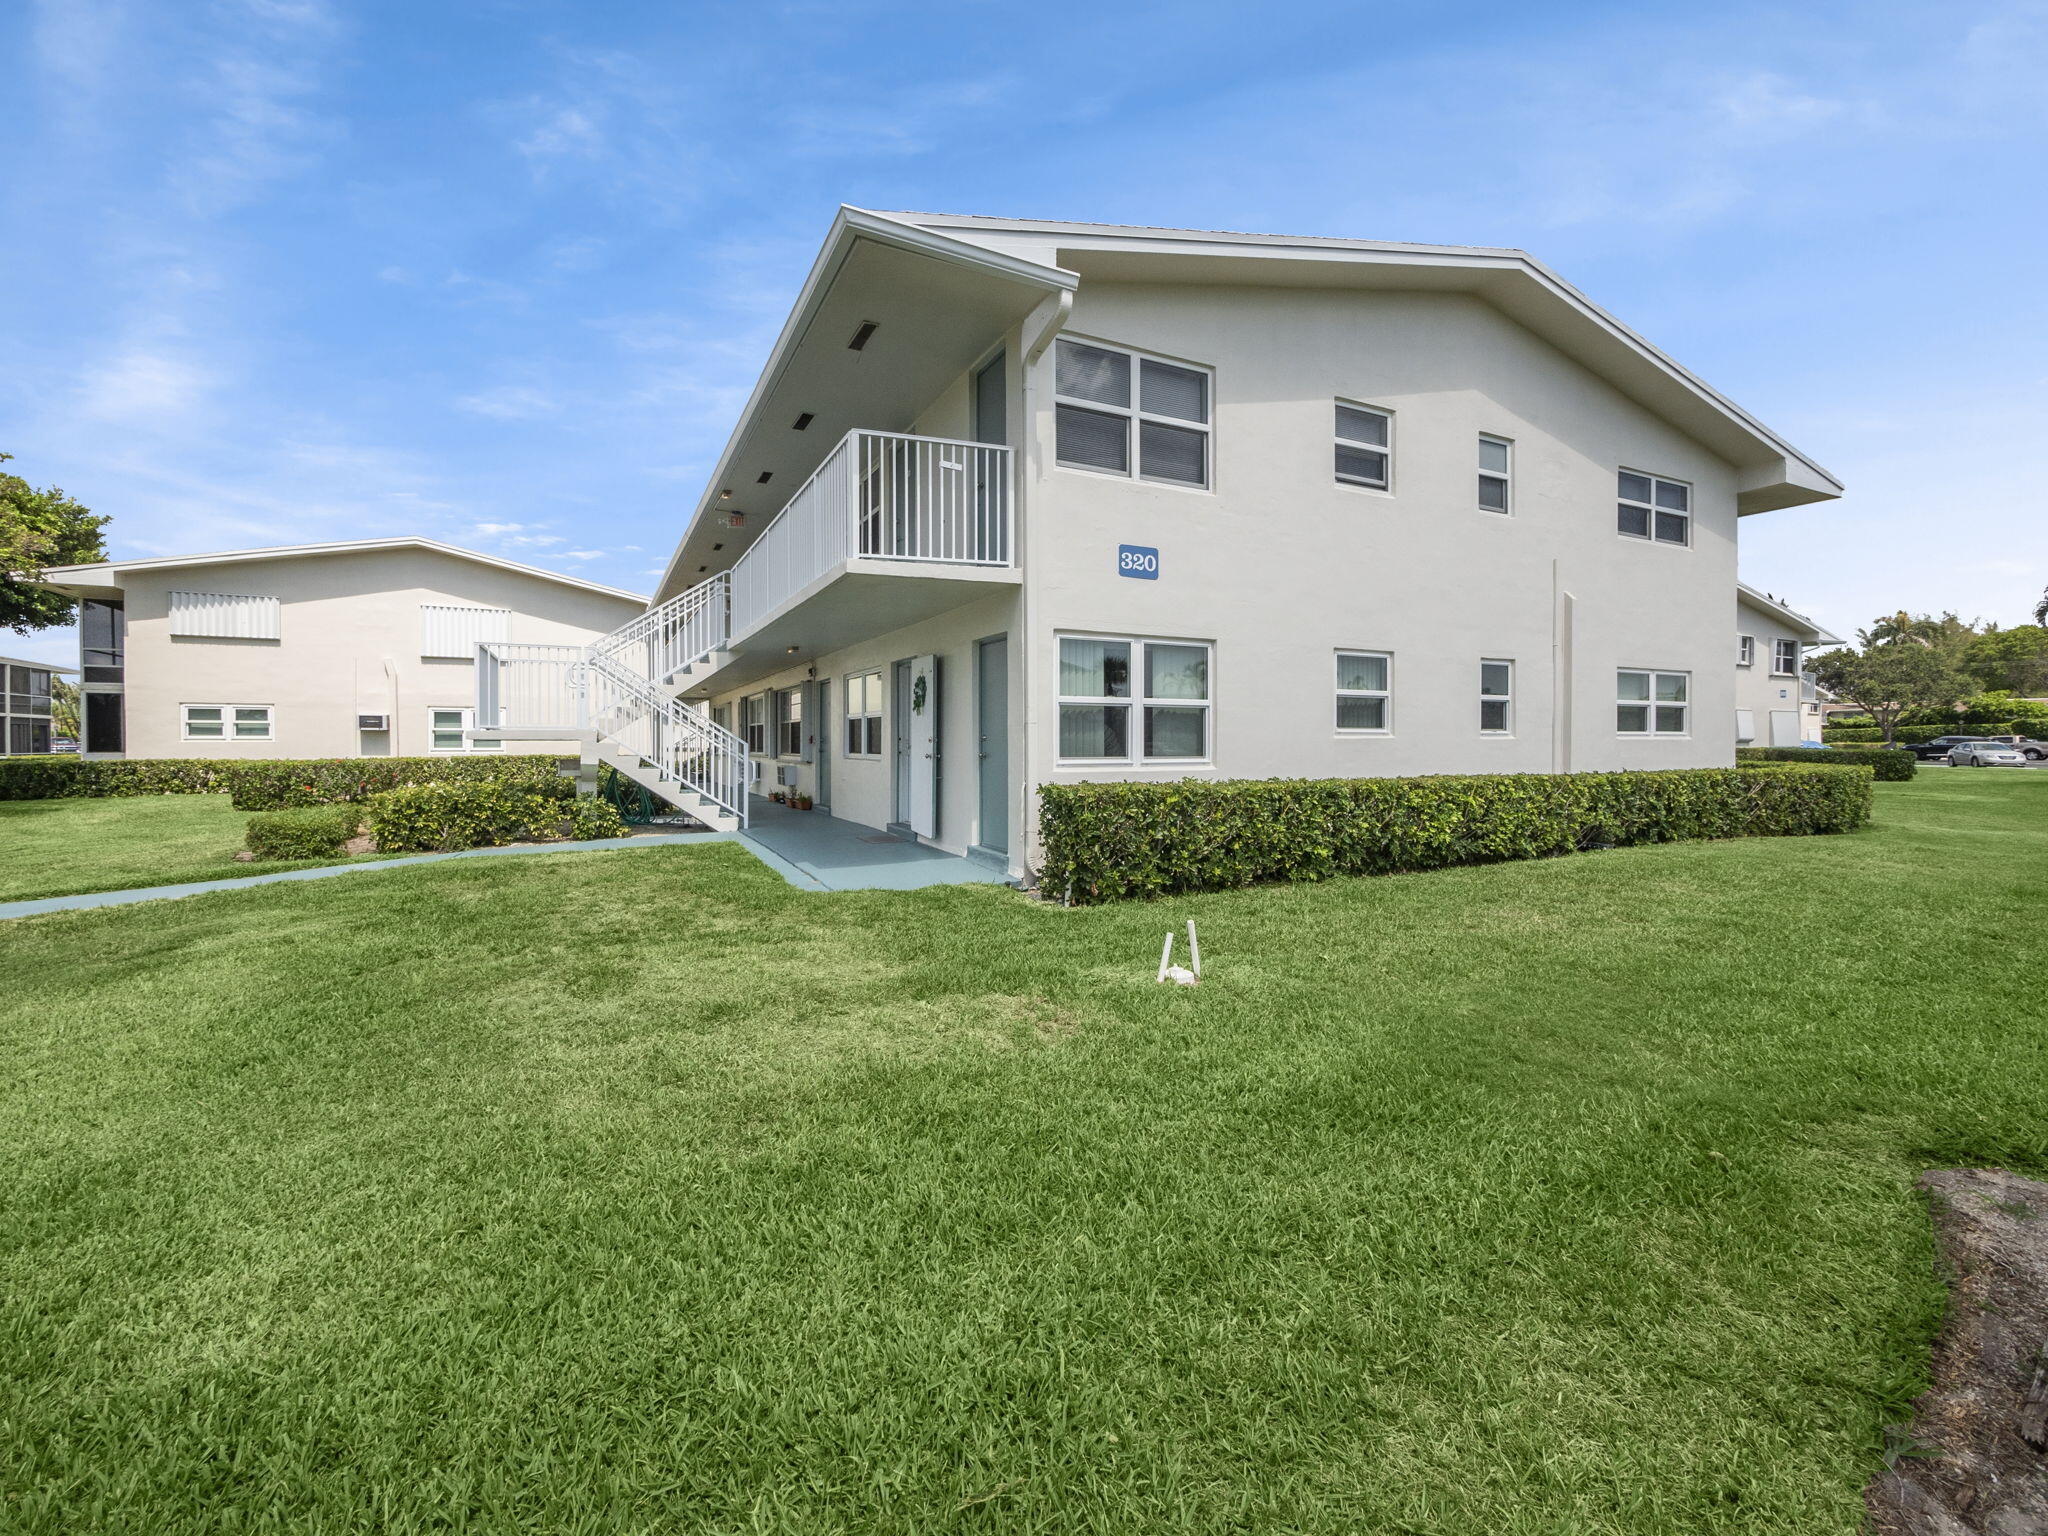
1038;765;1873;905
0;757;224;801
365;781;572;854
562;797;628;842
222;755;574;811
1737;745;1915;781
244;805;361;860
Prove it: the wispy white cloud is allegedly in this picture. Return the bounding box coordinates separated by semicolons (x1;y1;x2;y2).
454;386;558;420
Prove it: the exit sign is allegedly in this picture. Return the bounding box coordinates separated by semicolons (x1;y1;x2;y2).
1117;544;1159;580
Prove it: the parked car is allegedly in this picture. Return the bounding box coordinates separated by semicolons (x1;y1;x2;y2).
1907;735;2000;761
1974;734;2048;761
1947;741;2029;767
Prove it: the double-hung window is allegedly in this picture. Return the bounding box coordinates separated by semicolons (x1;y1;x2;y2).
1054;339;1211;488
1335;403;1392;490
741;693;768;755
1738;634;1755;667
774;687;803;757
1480;660;1513;733
1058;635;1211;763
430;707;501;752
1335;651;1392;733
1617;670;1689;735
844;670;883;757
1618;471;1690;544
1478;435;1511;513
184;704;272;742
1771;639;1799;676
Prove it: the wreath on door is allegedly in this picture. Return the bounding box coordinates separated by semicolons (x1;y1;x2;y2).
912;674;928;715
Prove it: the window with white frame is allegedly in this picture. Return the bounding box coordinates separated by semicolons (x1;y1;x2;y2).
1334;403;1392;490
741;693;768;755
1616;670;1689;734
1617;471;1690;544
1054;339;1211;488
1478;436;1511;513
183;704;272;741
1771;638;1799;675
1334;651;1392;733
1480;660;1513;733
1738;634;1756;667
1057;635;1211;763
429;707;502;752
844;670;883;757
774;687;803;757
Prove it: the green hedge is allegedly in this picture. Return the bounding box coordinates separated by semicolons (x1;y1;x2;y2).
562;797;628;842
1825;722;2044;745
223;755;574;810
365;781;582;854
244;805;361;860
1737;745;1915;781
0;758;225;800
0;753;575;806
1038;765;1873;904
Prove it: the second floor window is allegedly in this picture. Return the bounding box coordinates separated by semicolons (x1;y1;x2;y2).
1772;639;1799;675
1618;471;1690;545
1054;339;1210;488
1478;436;1511;513
1738;634;1755;667
1335;404;1391;490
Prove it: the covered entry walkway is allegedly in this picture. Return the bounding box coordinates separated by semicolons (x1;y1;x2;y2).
734;798;1013;893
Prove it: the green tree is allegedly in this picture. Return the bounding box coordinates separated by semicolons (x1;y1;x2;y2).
50;678;80;740
1;453;109;634
1807;641;1977;746
1859;610;1981;663
2035;587;2046;626
1962;625;2048;697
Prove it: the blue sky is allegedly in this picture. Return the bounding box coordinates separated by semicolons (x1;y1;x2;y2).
5;0;2045;667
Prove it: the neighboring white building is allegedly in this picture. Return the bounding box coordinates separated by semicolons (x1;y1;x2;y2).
1;653;74;755
479;208;1843;874
37;539;644;760
1735;585;1841;747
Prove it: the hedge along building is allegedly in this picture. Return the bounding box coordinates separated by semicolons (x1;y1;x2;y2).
475;209;1843;876
36;539;644;761
1735;584;1840;748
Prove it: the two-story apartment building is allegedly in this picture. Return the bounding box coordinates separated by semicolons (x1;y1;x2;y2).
38;538;644;759
1;654;73;754
1735;584;1840;746
478;210;1842;880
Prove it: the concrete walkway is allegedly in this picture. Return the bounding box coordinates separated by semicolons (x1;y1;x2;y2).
0;801;1013;922
735;798;1014;892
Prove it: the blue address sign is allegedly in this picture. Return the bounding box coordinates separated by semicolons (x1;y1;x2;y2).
1117;544;1160;580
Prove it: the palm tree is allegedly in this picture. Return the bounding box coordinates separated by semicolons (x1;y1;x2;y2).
2036;586;2047;626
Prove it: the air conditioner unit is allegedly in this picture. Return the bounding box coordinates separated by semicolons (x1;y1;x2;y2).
357;714;390;731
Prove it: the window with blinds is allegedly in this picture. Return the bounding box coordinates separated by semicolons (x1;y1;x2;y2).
168;590;281;640
420;605;511;659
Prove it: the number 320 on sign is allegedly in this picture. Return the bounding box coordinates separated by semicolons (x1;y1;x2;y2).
1117;544;1159;579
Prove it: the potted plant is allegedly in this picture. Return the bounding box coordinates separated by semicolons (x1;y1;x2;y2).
794;793;813;811
770;790;787;805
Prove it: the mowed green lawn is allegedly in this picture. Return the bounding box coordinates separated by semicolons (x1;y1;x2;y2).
0;793;375;903
3;773;2044;1534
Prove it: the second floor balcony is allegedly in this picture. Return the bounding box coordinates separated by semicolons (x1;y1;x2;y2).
684;427;1017;695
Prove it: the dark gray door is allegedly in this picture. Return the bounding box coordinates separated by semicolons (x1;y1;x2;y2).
973;353;1006;445
891;658;914;826
813;679;831;811
976;636;1008;854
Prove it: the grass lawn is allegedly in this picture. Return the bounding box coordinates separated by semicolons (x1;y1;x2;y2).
0;793;379;902
3;772;2045;1534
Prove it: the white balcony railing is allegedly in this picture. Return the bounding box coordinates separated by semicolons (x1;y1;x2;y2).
475;641;585;731
730;429;1010;637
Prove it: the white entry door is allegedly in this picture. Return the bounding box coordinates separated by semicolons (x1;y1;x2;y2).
908;653;938;838
1769;709;1800;746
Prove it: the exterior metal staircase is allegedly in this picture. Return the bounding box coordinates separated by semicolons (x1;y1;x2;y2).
476;574;748;831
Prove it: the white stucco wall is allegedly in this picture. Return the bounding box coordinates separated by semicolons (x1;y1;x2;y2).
1015;282;1743;844
1735;599;1821;745
109;547;642;759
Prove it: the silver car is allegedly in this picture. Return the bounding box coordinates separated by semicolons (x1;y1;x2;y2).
1947;741;2028;767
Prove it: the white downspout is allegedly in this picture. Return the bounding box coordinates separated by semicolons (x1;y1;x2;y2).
384;657;401;756
1016;287;1072;883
